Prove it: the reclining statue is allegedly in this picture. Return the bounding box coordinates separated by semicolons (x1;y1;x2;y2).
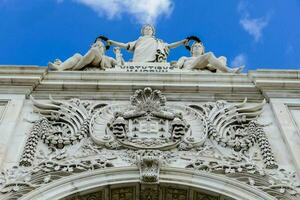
106;24;188;62
174;42;244;73
48;39;117;71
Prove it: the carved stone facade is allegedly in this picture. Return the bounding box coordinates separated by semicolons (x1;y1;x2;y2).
0;102;7;123
0;66;300;200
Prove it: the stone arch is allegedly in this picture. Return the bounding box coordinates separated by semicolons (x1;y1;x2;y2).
20;167;275;200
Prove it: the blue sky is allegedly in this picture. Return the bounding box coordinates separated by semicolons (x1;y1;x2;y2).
0;0;299;71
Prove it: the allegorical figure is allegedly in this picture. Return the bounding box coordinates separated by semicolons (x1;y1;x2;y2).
48;39;117;71
106;24;188;62
175;42;244;73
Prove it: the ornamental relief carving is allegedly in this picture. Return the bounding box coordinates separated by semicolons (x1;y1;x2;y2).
90;87;205;150
0;88;299;200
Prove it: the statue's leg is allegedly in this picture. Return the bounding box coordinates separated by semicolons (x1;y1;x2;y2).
48;62;60;70
73;48;100;70
190;55;209;70
104;58;116;69
55;54;82;71
206;52;233;72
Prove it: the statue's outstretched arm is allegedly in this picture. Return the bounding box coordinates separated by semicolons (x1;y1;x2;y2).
167;39;188;49
107;40;128;49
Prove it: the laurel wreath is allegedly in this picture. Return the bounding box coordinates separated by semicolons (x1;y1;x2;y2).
95;35;110;50
185;36;202;51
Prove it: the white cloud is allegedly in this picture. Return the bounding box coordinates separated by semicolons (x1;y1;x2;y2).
240;16;269;42
71;0;174;24
237;1;270;42
231;54;247;67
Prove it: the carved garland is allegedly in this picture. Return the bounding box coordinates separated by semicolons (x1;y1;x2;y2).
19;118;50;167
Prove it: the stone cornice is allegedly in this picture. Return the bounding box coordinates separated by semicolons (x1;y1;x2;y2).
0;66;299;102
249;69;300;99
0;65;47;96
20;167;275;200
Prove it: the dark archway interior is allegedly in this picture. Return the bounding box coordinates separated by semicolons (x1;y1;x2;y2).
62;183;233;200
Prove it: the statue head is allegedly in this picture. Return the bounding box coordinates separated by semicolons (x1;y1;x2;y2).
141;24;155;36
93;38;106;53
191;42;205;56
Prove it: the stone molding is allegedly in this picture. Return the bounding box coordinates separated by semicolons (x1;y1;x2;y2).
0;66;299;101
0;66;47;96
270;98;300;177
20;167;276;200
249;69;300;99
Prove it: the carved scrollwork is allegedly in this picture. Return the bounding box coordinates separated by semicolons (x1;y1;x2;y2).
189;98;277;169
186;157;299;199
1;148;113;199
19;96;107;167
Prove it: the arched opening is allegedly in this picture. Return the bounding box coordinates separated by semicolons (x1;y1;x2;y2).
62;182;231;200
20;167;275;200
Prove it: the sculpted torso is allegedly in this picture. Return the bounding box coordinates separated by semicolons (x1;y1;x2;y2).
127;36;165;62
107;25;187;63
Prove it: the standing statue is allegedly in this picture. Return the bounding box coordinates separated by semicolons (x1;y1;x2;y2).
113;47;125;66
48;38;117;71
105;24;188;62
174;42;244;73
